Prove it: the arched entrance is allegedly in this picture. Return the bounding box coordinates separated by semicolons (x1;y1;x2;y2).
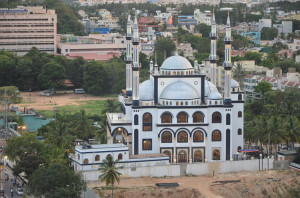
163;150;172;163
178;150;188;163
112;127;128;145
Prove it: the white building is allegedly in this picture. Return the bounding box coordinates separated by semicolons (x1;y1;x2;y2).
0;6;57;56
194;9;211;26
74;13;244;173
258;19;272;31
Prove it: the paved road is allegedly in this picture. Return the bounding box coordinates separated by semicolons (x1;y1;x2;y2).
4;166;24;198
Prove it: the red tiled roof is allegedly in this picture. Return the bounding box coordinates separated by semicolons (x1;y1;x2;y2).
66;52;120;61
287;81;295;87
64;79;74;87
270;78;277;83
245;74;254;78
261;77;267;81
293;83;300;88
281;80;288;84
257;76;263;80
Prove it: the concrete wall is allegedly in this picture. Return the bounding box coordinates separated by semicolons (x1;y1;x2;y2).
81;164;181;181
186;158;274;176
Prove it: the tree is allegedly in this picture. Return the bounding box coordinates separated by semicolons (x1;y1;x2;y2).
4;134;46;178
28;163;86;198
255;82;272;94
73;110;95;141
244;52;262;65
43;113;75;150
261;27;279;40
294;147;300;164
233;63;246;87
283;116;300;149
0;86;22;106
195;23;210;37
154;38;176;65
38;62;67;90
0;52;18;87
16;57;34;91
83;61;107;95
99;155;123;198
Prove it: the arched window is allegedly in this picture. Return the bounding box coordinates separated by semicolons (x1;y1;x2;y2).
118;153;123;160
194;150;203;162
95;155;100;161
162;71;164;75
177;131;188;142
193;112;204;123
180;101;183;105
83;158;89;164
163;101;165;105
176;101;179;106
212;149;220;160
193;131;204;142
134;115;138;125
226;113;230;125
173;71;176;75
185;101;188;105
238;94;242;101
168;71;171;75
106;154;112;160
181;71;184;75
238;128;242;135
177;112;188;123
237;146;242;152
238;111;242;118
161;131;172;143
212;130;221;141
161;112;172;123
143;113;152;131
177;71;180;75
212;112;221;123
166;101;168;105
178;150;187;163
77;154;80;160
163;150;172;162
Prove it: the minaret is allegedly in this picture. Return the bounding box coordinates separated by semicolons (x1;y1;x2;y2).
223;11;233;105
209;9;218;86
132;15;140;106
125;14;133;97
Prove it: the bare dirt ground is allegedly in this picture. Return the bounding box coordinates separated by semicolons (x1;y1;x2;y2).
18;91;114;111
88;170;300;198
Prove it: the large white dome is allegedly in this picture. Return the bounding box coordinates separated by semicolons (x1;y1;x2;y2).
139;80;154;100
160;80;199;100
160;54;193;70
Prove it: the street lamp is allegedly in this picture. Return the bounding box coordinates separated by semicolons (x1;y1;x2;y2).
259;153;262;171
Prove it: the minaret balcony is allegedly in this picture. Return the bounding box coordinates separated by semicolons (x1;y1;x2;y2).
224;37;233;42
223;62;232;69
210;32;218;39
209;55;218;62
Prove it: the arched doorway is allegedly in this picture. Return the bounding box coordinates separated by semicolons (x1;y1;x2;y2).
194;150;203;162
112;128;128;145
178;150;187;163
163;150;172;162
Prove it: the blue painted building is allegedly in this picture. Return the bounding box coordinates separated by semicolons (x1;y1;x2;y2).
241;32;261;45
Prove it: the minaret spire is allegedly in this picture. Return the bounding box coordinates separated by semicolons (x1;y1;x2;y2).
125;13;133;97
223;11;233;105
132;13;140;106
209;8;218;86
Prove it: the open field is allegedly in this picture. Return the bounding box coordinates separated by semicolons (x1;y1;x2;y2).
89;170;300;198
18;91;118;116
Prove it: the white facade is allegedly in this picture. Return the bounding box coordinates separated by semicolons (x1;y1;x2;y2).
194;9;211;26
258;19;272;31
0;6;57;56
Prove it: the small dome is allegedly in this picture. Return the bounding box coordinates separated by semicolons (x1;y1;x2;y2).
205;80;220;96
208;92;222;100
231;79;240;88
139;80;154;100
160;81;199;100
160;55;193;70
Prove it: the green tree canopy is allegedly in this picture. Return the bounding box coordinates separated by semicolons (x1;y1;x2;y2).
154;37;176;66
261;27;279;40
255;82;272;94
0;86;21;105
83;61;106;95
28;163;86;198
38;62;67;90
195;23;210;37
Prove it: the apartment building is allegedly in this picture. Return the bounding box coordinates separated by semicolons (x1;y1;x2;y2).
0;6;57;56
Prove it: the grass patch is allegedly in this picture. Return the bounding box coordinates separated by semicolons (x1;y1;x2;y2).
37;100;109;117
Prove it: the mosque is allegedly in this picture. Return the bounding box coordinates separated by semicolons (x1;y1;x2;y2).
74;12;244;171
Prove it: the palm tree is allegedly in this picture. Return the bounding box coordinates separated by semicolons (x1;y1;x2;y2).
268;116;285;158
73;110;94;141
283;116;300;149
45;113;75;150
98;155;123;198
101;99;120;114
252;116;270;151
233;63;245;87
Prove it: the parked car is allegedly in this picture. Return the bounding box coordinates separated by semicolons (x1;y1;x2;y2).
16;188;24;196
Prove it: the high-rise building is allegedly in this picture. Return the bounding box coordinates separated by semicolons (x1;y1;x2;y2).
0;6;57;56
